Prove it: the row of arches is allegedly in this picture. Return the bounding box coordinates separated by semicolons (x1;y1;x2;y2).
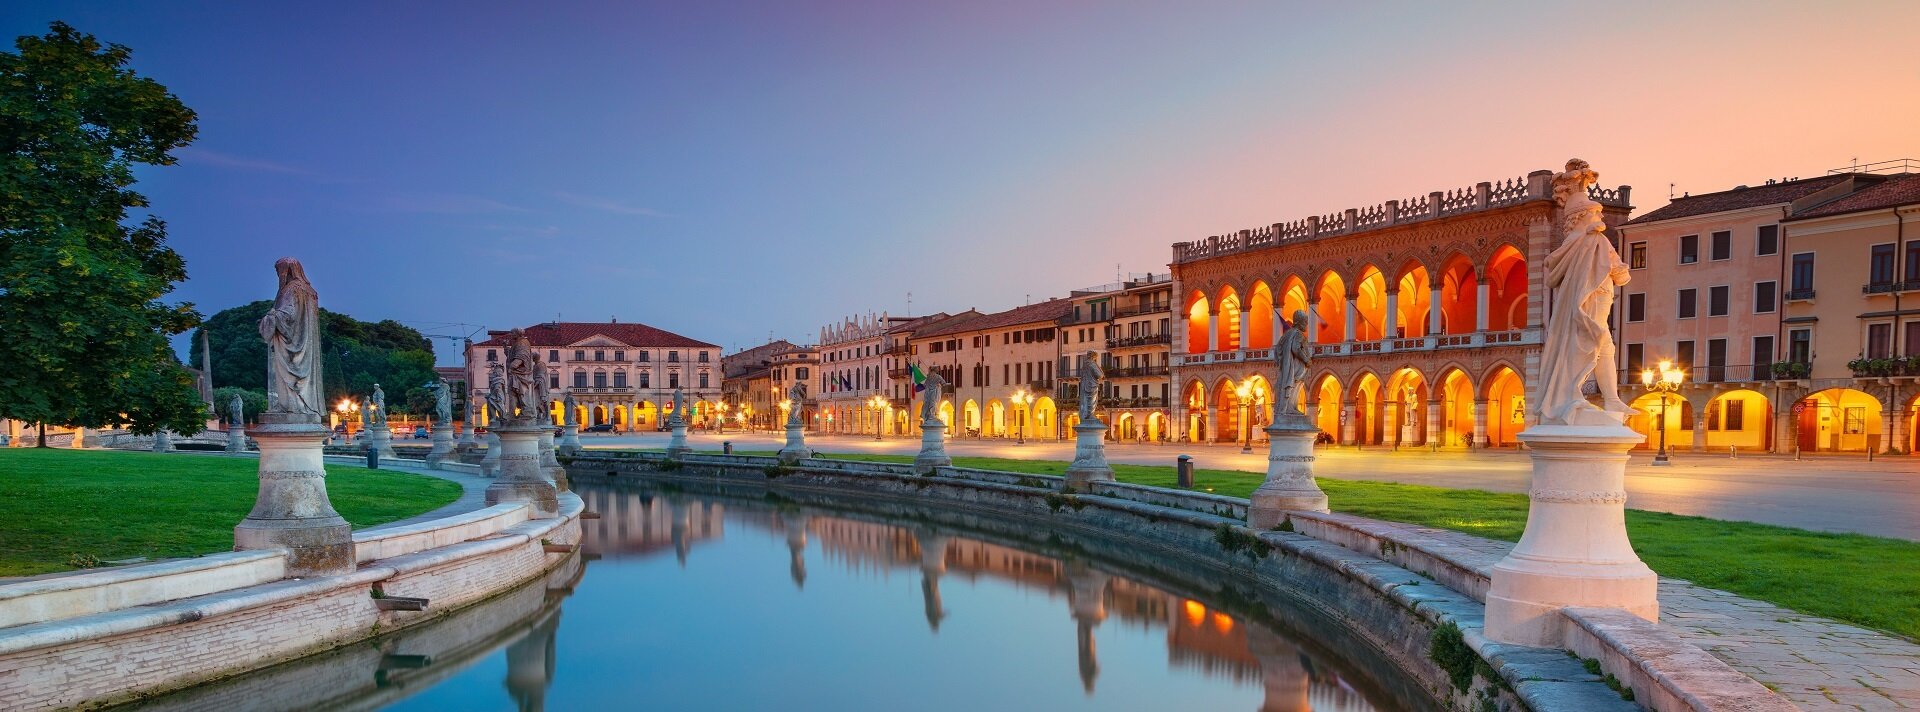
1179;363;1527;447
1185;246;1529;353
474;400;715;431
1628;386;1920;454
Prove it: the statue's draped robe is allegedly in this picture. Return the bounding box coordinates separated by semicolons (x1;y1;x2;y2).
261;279;322;417
1274;330;1310;417
1537;205;1620;424
920;375;945;422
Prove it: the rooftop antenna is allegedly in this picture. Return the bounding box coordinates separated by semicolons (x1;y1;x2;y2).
906;291;913;317
1669;183;1676;200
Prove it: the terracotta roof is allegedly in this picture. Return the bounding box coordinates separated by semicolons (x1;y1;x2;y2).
915;299;1072;338
1789;174;1920;220
1625;175;1851;225
885;313;951;335
475;321;716;348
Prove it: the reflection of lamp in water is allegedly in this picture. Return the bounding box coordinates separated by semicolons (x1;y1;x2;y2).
918;532;949;632
784;513;809;590
1245;624;1311;712
1064;562;1110;695
504;608;561;712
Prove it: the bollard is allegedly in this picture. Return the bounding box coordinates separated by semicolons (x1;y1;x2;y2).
723;441;733;455
1177;455;1193;489
367;449;380;470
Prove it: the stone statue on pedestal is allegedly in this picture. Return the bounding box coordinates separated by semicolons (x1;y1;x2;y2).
787;383;808;426
369;384;387;426
918;372;945;423
431;377;452;424
1076;351;1102;422
228;393;246;427
1536;158;1635;426
670;388;686;425
486;364;507;423
503;329;540;425
1274;309;1312;419
563;391;578;426
258;258;322;422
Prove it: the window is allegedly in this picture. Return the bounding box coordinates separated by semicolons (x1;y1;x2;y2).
615;350;625;362
795;367;808;381
574;350;585;362
669;351;680;363
572;371;587;388
699;352;710;363
639;372;651;388
613;371;627;387
1625;343;1644;374
1790;253;1815;294
1844;407;1866;435
1707;338;1726;382
1679;234;1699;264
668;373;679;389
549;349;560;362
1722;399;1745;431
1677;288;1697;319
594;350;605;362
486;349;497;362
1754;281;1777;313
1711;231;1731;261
1757;225;1779;256
549;373;559;389
1708;285;1729;316
1908;323;1920;358
699;373;710;388
1629;242;1647;269
1788;328;1811;364
639;351;650;362
1627;293;1646;322
1676;341;1695;375
1752;335;1774;379
1871;244;1897;286
1868;323;1893;359
593;371;607;388
1907;243;1920;284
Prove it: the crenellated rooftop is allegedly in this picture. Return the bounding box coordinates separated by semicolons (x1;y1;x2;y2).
1171;170;1631;264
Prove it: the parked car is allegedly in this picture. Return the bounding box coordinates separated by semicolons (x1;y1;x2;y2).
411;427;429;439
585;423;615;433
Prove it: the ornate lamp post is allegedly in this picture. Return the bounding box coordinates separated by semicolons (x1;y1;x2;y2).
868;394;888;440
1012;388;1034;445
1640;360;1684;466
1235;381;1255;454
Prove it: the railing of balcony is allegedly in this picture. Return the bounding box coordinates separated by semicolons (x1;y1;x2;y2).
1101;396;1170;409
1785;288;1816;301
1864;281;1900;295
1107;364;1170;378
1196;328;1543;362
1115;303;1170;318
1110;333;1172;348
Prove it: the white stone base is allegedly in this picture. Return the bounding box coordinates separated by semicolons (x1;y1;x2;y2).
665;420;691;459
912;419;950;474
225;426;246;453
425;422;455;467
1486;423;1659;647
233;422;354;577
364;426;397;460
1063;420;1113;490
558;424;582;456
481;432;503;478
150;431;172;452
484;425;559;519
539;427;569;492
1248;415;1329;528
779;423;812;465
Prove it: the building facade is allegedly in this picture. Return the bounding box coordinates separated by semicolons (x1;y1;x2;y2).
464;320;722;431
1057;274;1175;442
721;340;805;432
910;300;1073;440
1169;168;1633;447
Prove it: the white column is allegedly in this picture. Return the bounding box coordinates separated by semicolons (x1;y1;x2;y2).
1344;298;1358;341
1383;401;1401;444
1240;315;1252;351
1691;397;1708;452
1426;401;1443;445
1475;283;1490;332
1342;404;1358;444
1429;286;1443;334
1473;400;1490;446
1272;305;1285;347
1383;291;1399;339
1207;310;1220;352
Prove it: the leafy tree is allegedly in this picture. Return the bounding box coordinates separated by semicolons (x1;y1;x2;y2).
191;301;438;413
209;386;266;426
0;22;206;443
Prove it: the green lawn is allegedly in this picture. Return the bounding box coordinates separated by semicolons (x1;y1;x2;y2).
796;451;1920;641
0;449;464;577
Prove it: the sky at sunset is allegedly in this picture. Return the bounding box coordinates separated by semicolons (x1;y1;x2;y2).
6;1;1918;362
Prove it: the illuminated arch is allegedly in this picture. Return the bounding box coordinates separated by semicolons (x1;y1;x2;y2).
1438;252;1478;335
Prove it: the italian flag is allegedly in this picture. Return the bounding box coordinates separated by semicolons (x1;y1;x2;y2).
910;363;927;392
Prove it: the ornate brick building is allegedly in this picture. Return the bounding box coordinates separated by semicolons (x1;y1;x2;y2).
1169;168;1633;447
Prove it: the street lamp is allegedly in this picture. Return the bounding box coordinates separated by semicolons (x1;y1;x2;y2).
1235;380;1256;454
715;401;729;434
868;394;888;440
1012;388;1034;445
1640;360;1684;466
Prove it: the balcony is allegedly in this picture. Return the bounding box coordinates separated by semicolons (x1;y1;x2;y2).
1101;396;1170;409
1110;333;1171;349
1864;281;1900;295
1107;364;1170;378
573;385;635;395
1295;328;1543;358
1115;303;1170;318
1785;288;1816;302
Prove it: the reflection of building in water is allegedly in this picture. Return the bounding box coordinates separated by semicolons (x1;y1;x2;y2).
577;488;725;565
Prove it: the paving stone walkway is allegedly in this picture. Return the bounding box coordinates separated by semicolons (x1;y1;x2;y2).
1334;517;1920;710
356;458;492;529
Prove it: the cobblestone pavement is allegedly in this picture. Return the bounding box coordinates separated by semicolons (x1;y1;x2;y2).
1341;517;1920;711
579;430;1920;540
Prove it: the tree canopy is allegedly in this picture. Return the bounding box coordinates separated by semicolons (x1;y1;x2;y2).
192;301;439;414
0;22;207;438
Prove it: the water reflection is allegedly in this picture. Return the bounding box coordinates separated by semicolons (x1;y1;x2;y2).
123;483;1412;711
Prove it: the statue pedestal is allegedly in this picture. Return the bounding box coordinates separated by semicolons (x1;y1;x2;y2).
779;422;812;465
151;431;172;452
455;421;472;447
365;425;397;460
484;424;560;519
226;425;247;453
235;421;355;577
540;426;569;492
666;418;692;459
1486;423;1658;647
425;420;455;467
1063;420;1114;490
558;424;582;456
912;419;950;474
482;432;503;477
1248;415;1330;528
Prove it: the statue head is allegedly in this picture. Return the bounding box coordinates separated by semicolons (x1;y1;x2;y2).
1552;158;1599;206
272;257;308;287
1291;309;1309;329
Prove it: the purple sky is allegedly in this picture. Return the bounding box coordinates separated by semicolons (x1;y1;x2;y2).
7;2;1917;363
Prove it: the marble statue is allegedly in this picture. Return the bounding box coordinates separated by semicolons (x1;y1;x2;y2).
1076;351;1102;421
486;364;508;424
503;329;540;423
431;377;452;424
258;257;322;420
1274;309;1312;418
228;393;245;426
563;391;578;426
918;371;946;422
787;382;808;426
533;353;552;425
1536;159;1635;425
671;388;686;423
369;383;387;426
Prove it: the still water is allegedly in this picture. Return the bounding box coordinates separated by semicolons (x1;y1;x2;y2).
129;480;1422;711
